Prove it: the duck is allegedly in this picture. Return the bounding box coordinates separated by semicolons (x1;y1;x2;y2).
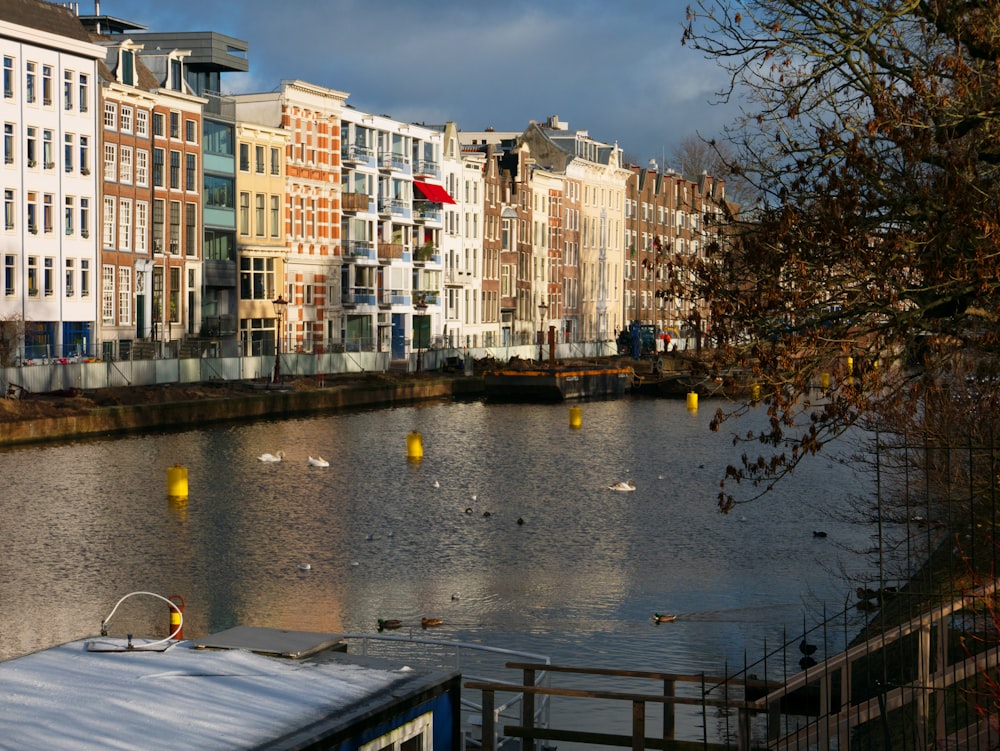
652;612;676;623
377;618;403;632
307;456;329;467
258;451;285;462
799;639;818;656
608;480;636;492
421;617;443;628
812;530;827;538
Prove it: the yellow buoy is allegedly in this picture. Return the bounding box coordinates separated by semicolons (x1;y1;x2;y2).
407;430;424;462
751;383;761;402
569;405;582;429
686;391;698;412
167;463;188;499
846;356;854;375
821;372;830;390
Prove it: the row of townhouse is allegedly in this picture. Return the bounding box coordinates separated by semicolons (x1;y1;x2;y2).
0;0;730;368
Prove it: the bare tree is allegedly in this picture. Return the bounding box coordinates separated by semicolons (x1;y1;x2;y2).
680;1;1000;515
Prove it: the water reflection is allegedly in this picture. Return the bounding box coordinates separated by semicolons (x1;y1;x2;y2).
0;398;874;682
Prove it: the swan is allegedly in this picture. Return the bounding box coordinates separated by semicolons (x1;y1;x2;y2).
258;451;285;462
433;480;440;488
608;480;636;492
298;563;312;571
308;456;329;467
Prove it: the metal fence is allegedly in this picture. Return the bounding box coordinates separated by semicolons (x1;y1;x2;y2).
1;340;617;396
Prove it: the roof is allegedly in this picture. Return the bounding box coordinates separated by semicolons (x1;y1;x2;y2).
0;0;94;44
0;629;458;751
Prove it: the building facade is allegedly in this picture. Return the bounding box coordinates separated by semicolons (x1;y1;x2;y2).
0;1;104;362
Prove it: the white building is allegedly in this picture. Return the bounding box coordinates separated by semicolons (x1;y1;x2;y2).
0;1;104;361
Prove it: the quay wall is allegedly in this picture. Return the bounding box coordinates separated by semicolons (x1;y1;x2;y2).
0;378;485;447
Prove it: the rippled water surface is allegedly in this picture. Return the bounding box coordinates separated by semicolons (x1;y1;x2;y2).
0;396;877;739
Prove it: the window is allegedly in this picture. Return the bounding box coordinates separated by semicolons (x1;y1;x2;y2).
239;142;249;171
65;258;74;297
3;123;13;165
79;136;90;174
270;195;280;238
102;265;114;323
78;73;88;112
169;200;180;252
42;65;52;106
185;203;197;256
26;126;37;167
135;149;148;186
169;266;180;322
119;198;131;250
255;145;265;173
4;189;13;230
185;119;196;143
169;150;180;189
63;70;73;110
136;108;148;138
43;257;53;296
135;201;148;253
120;105;133;134
118;266;131;324
169;59;182;91
80;198;89;238
27;256;37;295
152;148;164;186
104;101;116;129
103;142;116;181
43;194;53;234
119;145;132;183
152;112;164;137
42;130;53;169
240;256;275;300
270;147;280;175
239;191;249;235
185;153;196;191
26;62;36;104
64;133;73;172
64;196;74;236
119;50;134;86
255;194;265;236
204;175;234;208
103;196;115;247
152;199;165;251
169;111;179;139
4;254;13;295
80;258;90;297
3;57;12;99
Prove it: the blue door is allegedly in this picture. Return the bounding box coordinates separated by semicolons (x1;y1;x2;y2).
391;313;405;359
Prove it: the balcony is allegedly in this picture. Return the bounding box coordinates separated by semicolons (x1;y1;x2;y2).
378;152;410;172
377;242;404;262
344;240;375;261
341;192;371;213
377;198;409;218
341;288;376;307
342;143;374;165
413;160;441;179
414;204;442;223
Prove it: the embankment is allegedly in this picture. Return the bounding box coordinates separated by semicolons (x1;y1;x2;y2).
0;377;485;447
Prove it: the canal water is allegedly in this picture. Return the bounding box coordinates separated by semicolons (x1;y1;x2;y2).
0;396;877;742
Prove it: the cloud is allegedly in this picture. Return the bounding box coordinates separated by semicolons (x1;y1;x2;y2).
116;0;739;164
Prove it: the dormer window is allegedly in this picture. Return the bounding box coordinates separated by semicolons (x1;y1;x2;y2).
120;49;134;86
169;59;182;92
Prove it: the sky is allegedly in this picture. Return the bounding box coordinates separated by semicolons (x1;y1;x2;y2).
95;0;740;169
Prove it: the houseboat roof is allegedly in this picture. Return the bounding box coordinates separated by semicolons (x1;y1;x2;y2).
0;627;460;751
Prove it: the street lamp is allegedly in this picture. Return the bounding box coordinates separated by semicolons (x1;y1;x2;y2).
414;297;428;373
538;301;548;364
272;294;287;384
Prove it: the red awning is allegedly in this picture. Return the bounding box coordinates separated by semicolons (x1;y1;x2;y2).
414;181;455;204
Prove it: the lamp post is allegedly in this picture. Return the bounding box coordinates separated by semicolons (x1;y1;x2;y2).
538;301;548;364
414;297;427;373
272;294;287;384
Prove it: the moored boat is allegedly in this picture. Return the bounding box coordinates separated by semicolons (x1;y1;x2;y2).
483;364;633;401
